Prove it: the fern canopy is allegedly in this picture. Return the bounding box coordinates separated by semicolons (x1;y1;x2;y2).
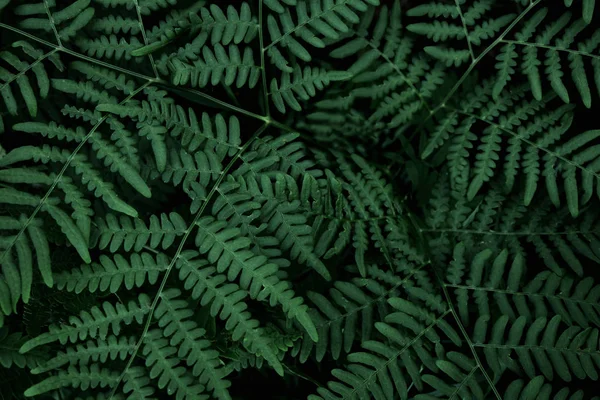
2;0;600;399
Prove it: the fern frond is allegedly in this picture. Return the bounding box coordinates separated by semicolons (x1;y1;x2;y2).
55;175;94;243
193;215;321;335
0;41;62;118
448;244;600;328
77;35;143;62
70;61;136;95
121;366;155;399
142;329;208;400
0;145;138;217
296;278;392;362
139;2;257;57
97;101;242;157
90;15;141;35
31;335;136;375
270;66;351;113
93;0;135;10
367;59;445;127
264;0;297;14
424;45;471;66
2;0;600;398
311;298;458;399
427;187;600;277
211;171;339;267
0;186;91;266
94;0;175;14
421;78;493;160
263;201;331;280
155;289;232;400
265;0;379;70
246;132;325;180
496;8;600;106
169;44;260;89
176;251;285;375
502;375;595;399
420;351;484;399
0;216;52;309
58;106;141;171
157;147;223;192
422;79;600;209
351;154;397;215
13;121;151;198
94;212;186;253
0;328;47;369
23;364;120;397
474;313;600;382
55;252;169;294
15;0;94;42
407;0;514;65
19;293;151;353
408;20;466;42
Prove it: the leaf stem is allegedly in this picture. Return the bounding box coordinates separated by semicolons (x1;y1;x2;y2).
454;0;476;63
132;0;159;78
259;0;270;118
42;0;62;47
502;38;600;61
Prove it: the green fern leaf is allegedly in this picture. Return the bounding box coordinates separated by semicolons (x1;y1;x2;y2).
44;204;91;263
424;46;471;66
155;289;232;400
31;335;136;375
0;328;47;369
24;364;119;397
264;0;297;13
176;252;285;376
407;20;465;42
0;42;61;117
0;145;138;217
77;35;142;61
270;66;351;113
138;2;257;57
169;44;260;89
142;329;208;400
13;120;151;198
55;252;169;294
95;212;186;253
96;101;242;157
266;0;379;64
19;293;152;353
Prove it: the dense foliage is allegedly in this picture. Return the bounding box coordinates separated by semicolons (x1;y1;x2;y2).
2;0;600;399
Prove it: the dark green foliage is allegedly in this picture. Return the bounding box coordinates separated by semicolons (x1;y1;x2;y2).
1;0;600;399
